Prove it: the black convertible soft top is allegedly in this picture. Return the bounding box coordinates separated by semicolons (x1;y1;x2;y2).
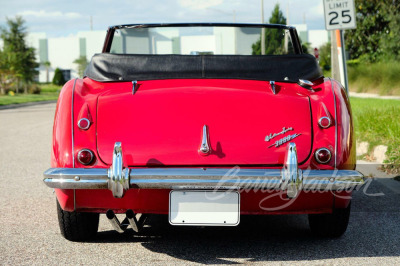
84;53;323;83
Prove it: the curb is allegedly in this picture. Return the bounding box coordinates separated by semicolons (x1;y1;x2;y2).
349;91;400;100
356;142;388;164
356;160;400;194
0;100;57;110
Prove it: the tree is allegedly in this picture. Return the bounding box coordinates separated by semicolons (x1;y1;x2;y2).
319;42;331;71
73;56;88;77
52;68;66;85
252;4;287;55
301;42;311;54
380;1;400;60
0;46;17;94
0;16;38;93
344;0;399;62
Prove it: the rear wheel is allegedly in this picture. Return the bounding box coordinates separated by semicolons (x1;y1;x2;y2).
57;200;99;241
308;202;351;238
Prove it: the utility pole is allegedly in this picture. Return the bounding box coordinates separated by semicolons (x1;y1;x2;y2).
284;3;289;52
261;0;265;55
323;0;356;94
331;31;340;82
331;30;349;93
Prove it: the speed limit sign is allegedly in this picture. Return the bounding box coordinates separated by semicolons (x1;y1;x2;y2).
323;0;357;30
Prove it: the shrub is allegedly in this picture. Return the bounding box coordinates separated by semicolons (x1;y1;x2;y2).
28;84;41;94
348;61;400;95
52;68;66;86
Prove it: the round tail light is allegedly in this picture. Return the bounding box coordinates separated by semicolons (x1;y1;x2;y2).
315;148;332;164
78;118;91;130
318;116;331;128
77;149;94;165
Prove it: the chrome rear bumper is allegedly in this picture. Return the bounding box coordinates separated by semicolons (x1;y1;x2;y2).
44;142;364;198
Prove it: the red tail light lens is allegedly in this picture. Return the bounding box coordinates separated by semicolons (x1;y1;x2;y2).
77;149;94;165
78;118;91;130
315;148;332;164
318;116;331;128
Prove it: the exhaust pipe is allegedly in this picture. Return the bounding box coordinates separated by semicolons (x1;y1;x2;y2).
106;210;127;233
126;209;140;233
106;209;147;233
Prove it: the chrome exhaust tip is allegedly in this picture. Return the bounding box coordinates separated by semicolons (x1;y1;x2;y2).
106;210;127;233
126;209;140;233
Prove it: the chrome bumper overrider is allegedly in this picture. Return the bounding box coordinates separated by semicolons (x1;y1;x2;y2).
43;142;364;198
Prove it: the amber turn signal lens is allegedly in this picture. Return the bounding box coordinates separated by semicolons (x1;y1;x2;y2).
77;149;94;165
315;148;332;164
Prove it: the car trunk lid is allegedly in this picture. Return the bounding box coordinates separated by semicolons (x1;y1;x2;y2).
96;79;312;166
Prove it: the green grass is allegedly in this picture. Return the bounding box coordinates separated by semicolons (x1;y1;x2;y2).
40;83;62;93
0;84;61;106
351;97;400;173
348;61;400;96
321;61;400;96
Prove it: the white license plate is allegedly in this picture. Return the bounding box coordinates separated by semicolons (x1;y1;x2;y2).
169;190;240;226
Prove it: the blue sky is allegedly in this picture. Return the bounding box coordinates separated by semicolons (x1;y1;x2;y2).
0;0;325;37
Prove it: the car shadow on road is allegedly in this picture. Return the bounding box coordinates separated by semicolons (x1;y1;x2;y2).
94;178;400;263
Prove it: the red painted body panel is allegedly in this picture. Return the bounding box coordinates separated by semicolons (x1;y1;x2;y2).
51;79;74;168
332;80;356;169
96;79;312;166
73;189;334;215
51;76;355;213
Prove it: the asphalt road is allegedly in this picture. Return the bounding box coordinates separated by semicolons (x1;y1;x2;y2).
1;103;399;265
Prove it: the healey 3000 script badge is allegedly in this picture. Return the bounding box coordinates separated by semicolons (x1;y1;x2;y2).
265;127;301;148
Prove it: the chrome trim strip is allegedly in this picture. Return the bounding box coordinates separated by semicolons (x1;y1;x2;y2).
71;78;77;168
71;78;77;210
330;78;338;168
44;142;364;198
43;167;364;190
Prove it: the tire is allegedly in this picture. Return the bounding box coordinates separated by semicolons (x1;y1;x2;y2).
57;200;99;241
308;202;351;238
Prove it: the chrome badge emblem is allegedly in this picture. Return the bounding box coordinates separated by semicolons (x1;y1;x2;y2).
199;125;210;154
265;127;301;148
264;127;293;142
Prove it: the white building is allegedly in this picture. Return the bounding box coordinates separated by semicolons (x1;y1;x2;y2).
27;30;106;83
292;24;330;51
26;25;330;83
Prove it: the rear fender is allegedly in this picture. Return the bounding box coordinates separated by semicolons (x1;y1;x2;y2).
51;79;77;211
332;80;356;169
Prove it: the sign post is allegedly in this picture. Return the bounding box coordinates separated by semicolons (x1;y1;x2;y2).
323;0;356;94
314;47;319;61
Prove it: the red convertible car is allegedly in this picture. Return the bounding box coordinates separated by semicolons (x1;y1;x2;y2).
44;23;364;241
